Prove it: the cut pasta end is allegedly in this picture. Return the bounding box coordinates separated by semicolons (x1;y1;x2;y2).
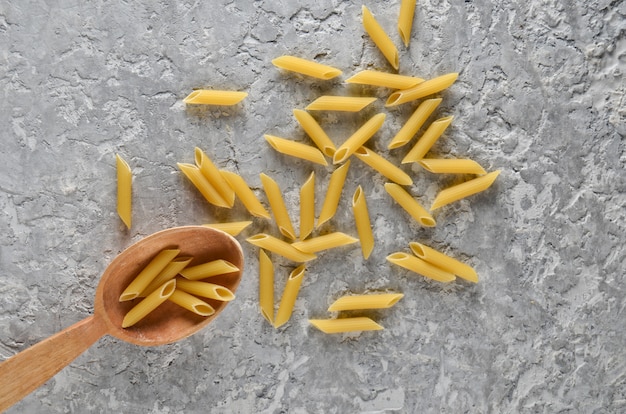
323;147;336;157
419;216;436;227
214;287;236;301
193;304;216;317
119;292;138;302
385;91;403;107
332;148;349;164
261;309;274;324
399;27;410;48
279;226;297;241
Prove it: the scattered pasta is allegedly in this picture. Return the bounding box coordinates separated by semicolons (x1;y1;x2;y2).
299;172;316;241
183;90;247;106
265;134;328;166
388;98;442;149
178;163;229;208
274;265;306;328
195;148;235;207
306;96;377;112
259;250;274;324
317;161;351;227
293;109;337;157
246;234;317;262
260;173;298;240
203;221;254;236
386;73;459;107
409;242;478;283
386;252;456;283
333;113;386;164
354;147;413;186
116;154;132;229
430;170;501;210
402;116;454;163
272;55;342;80
352;186;374;259
328;293;403;311
398;0;417;47
362;6;399;70
219;171;271;219
309;317;383;334
418;158;487;175
384;183;435;227
346;70;423;89
291;232;358;254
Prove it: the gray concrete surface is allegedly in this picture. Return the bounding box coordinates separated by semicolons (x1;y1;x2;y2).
0;0;624;412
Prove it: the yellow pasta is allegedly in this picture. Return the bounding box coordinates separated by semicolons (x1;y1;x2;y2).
317;161;351;227
119;249;181;301
386;73;459;107
274;265;306;328
362;5;399;70
333;113;386;164
299;172;316;240
291;232;358;254
386;252;456;282
259;250;274;324
139;256;193;297
179;259;240;281
168;289;215;317
398;0;417;47
195;148;235;207
305;96;377;112
409;242;478;283
260;173;297;240
116;154;132;229
203;221;253;236
384;183;435;227
246;234;317;262
418;159;487;175
401;116;454;163
183;90;247;105
178;163;230;208
122;279;176;328
175;278;236;302
352;186;374;259
388;98;442;149
264;134;328;166
272;55;342;80
346;70;423;89
430;170;501;210
354;147;413;185
328;293;404;311
219;170;271;219
293;109;336;157
309;317;383;334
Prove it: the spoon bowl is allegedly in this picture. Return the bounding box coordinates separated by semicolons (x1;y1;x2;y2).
0;226;244;410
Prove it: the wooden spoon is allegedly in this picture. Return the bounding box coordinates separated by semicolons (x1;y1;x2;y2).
0;226;244;411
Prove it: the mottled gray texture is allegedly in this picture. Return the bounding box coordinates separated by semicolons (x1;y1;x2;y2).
0;0;624;413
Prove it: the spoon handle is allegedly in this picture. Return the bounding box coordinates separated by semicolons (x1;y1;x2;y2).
0;314;107;411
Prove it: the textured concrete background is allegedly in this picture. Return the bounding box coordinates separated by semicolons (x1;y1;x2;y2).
0;0;624;413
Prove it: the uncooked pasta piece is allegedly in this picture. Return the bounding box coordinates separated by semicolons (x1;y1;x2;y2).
195;148;235;207
346;70;423;89
317;161;351;227
418;159;487;175
386;252;455;282
386;73;458;107
384;183;435;227
139;256;193;297
246;234;317;262
178;163;229;208
179;259;240;281
260;173;297;240
354;147;413;186
299;172;316;240
168;290;215;317
272;55;342;80
116;154;132;229
352;186;374;259
398;0;417;47
259;250;274;324
203;221;254;236
274;265;306;328
264;134;328;166
306;96;377;112
402;116;454;163
293;109;336;157
183;90;247;105
219;171;271;219
388;98;442;149
362;6;399;70
327;293;403;311
175;278;236;302
333;113;386;164
309;317;383;334
122;280;176;328
409;242;478;283
430;170;501;210
119;249;181;302
291;232;358;254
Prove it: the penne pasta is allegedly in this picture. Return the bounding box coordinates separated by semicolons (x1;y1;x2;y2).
299;172;316;240
183;90;247;105
354;147;413;185
430;170;501;210
409;242;478;283
293;109;336;157
274;265;306;328
122;279;176;328
260;173;297;240
178;163;230;208
309;317;383;334
179;259;240;281
175;278;236;301
388;98;442;149
362;6;399;70
306;96;377;112
386;73;459;107
116;154;132;229
168;289;215;317
352;186;374;259
328;293;403;311
265;134;328;166
317;161;351;227
346;70;424;90
384;183;435;227
139;256;193;297
291;232;358;254
246;234;317;262
333;113;386;164
195;148;235;207
203;221;253;236
219;170;271;219
418;158;487;175
398;0;417;47
119;249;181;302
401;116;454;163
386;252;455;282
259;250;274;324
272;55;342;80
